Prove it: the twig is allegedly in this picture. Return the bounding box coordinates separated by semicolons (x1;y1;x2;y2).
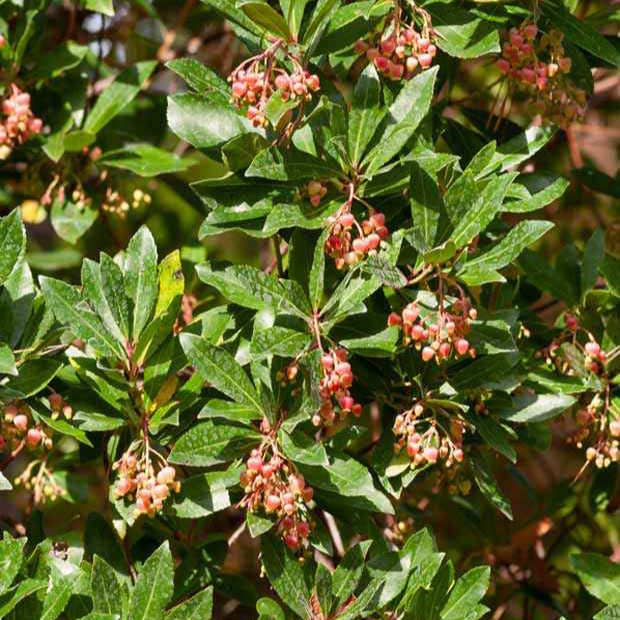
322;510;345;558
157;0;197;62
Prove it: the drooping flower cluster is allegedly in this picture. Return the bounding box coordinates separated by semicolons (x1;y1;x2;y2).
240;444;314;551
13;459;66;505
313;348;362;427
568;393;619;469
112;444;180;518
305;180;328;207
393;402;465;468
389;299;477;363
538;313;606;375
0;84;43;159
102;187;151;218
497;23;587;125
355;4;437;80
1;402;53;452
48;392;72;421
325;209;389;269
229;41;320;129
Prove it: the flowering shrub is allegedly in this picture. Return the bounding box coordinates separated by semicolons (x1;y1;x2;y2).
0;1;617;619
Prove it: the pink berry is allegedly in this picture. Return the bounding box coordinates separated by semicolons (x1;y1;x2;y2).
406;56;419;72
496;59;510;73
423;447;438;463
265;494;281;511
439;342;451;358
524;23;538;40
388;312;402;327
585;342;601;357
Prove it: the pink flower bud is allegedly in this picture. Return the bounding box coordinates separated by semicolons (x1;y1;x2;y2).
523;23;538;40
352;403;362;417
421;346;435;362
366;233;381;249
610;420;620;438
13;414;28;432
423;446;438;463
585;342;601;357
388;312;402;327
456;339;469;356
406;56;419;72
26;428;41;447
265;494;281;511
439;342;451;358
418;53;433;68
496;59;510;74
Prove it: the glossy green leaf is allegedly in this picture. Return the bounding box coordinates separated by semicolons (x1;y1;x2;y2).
237;1;290;38
84;61;157;134
572;553;620;605
128;542;174;620
165;587;214;620
169;419;260;466
180;333;265;415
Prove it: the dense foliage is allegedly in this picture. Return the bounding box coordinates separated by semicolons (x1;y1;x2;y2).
0;0;617;618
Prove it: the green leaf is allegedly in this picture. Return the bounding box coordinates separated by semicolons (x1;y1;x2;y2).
323;274;382;323
128;542;174;620
309;228;329;311
571;553;620;605
81;259;125;344
41;568;74;620
85;0;114;15
331;540;372;608
409;162;443;252
366;551;413;606
196;263;311;318
251;327;311;360
125;226;158;341
100;253;131;339
180;333;265;416
91;556;123;615
440;566;490;620
470;452;512;520
519;249;578;304
169;419;260;466
363;67;438;174
198;399;261;424
463;412;516;463
261;535;310;618
479;126;557;175
595;607;620;620
449;173;517;249
84;61;157;134
246;146;341;181
0;472;11;491
100;144;192;177
299;452;393;514
256;597;285;620
237;1;290;38
165;587;214;620
0;579;47;617
581;228;605;299
0;210;25;288
302;0;341;48
166;58;230;100
31;41;88;80
171;469;239;518
50;199;98;244
0;536;25;595
41;276;123;358
286;0;309;37
281;429;328;466
246;511;275;538
167;93;254;149
348;64;384;165
500;393;575;424
542;2;620;67
0;345;17;376
426;3;499;58
460;220;554;275
340;326;399;357
504;177;569;213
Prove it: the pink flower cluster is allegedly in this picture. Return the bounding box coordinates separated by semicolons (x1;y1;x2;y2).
1;402;51;451
240;447;313;551
325;210;389;269
497;23;587;125
113;449;180;518
306;180;328;207
393;402;465;470
388;300;477;363
229;52;319;128
354;6;437;81
0;85;43;158
313;348;362;427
